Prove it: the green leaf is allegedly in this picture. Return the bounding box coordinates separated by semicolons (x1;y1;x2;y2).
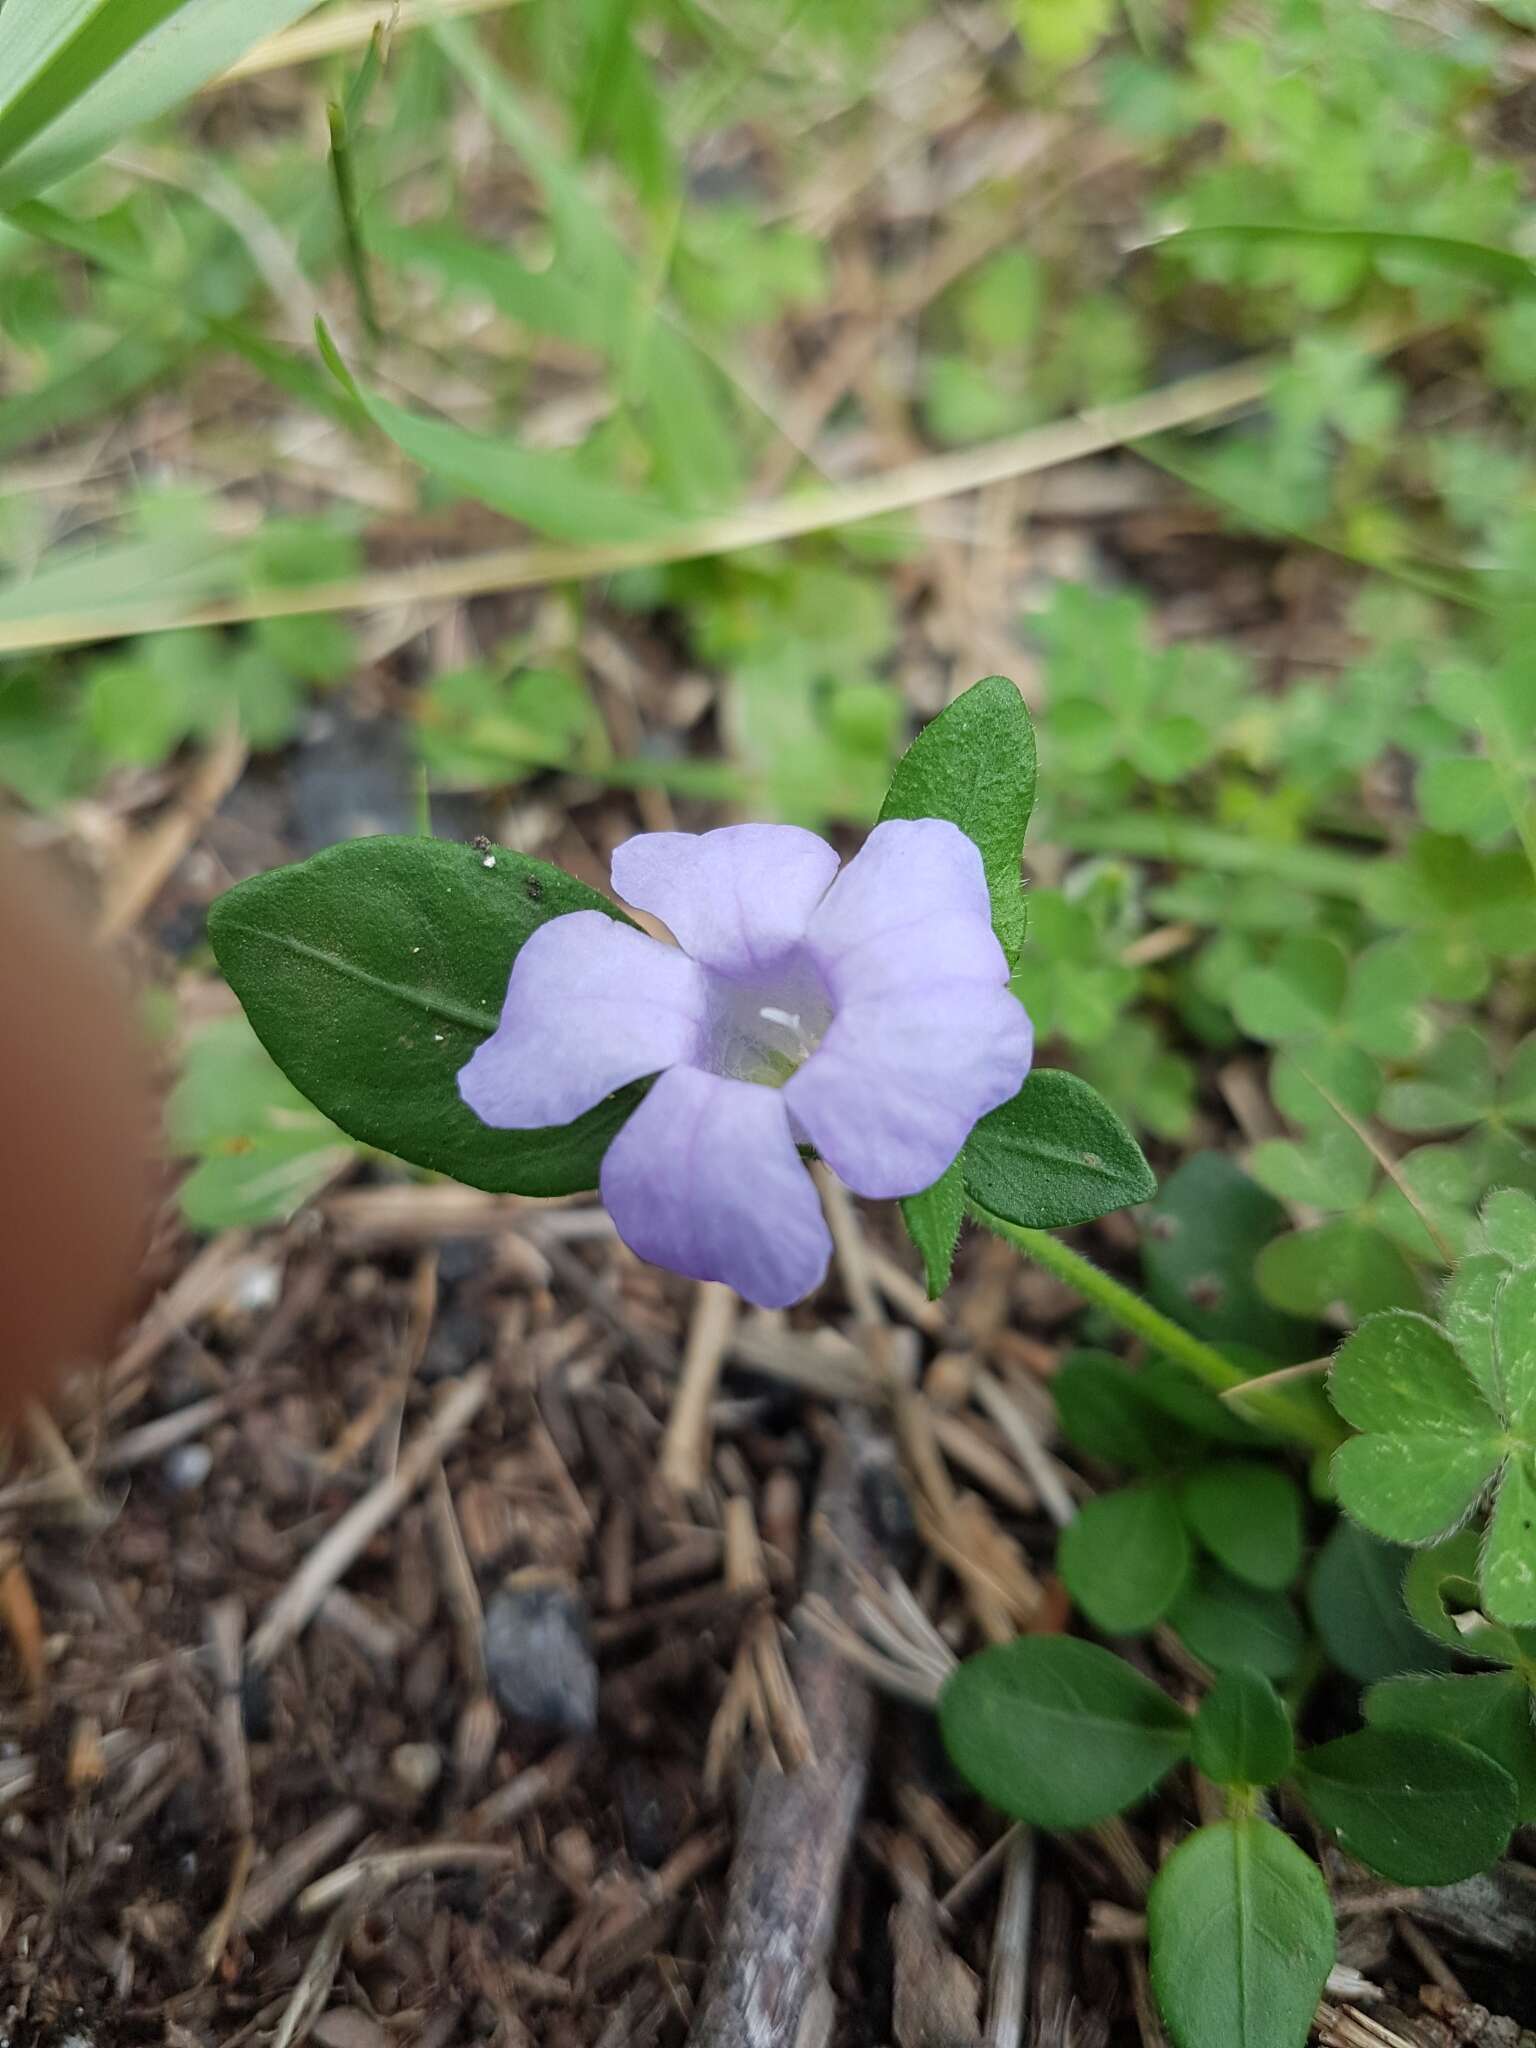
1403;1529;1531;1667
208;835;642;1198
1053;1350;1210;1472
938;1636;1190;1831
1059;1482;1193;1634
169;1016;358;1232
316;323;678;544
1366;1672;1536;1824
0;0;317;204
1160;222;1536;297
878;674;1035;965
1140;1153;1314;1363
1169;1565;1304;1680
1181;1462;1304;1591
1292;1729;1516;1884
1484;1449;1536;1628
1256;1219;1426;1322
1330;1310;1502;1545
1309;1522;1452;1685
1147;1818;1334;2048
901;1159;966;1300
1381;1025;1499;1133
1482;1188;1536;1263
1191;1668;1294;1789
1230;934;1347;1044
966;1069;1156;1231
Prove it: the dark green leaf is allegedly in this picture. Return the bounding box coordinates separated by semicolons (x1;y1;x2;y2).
966;1069;1156;1231
1160;223;1536;297
1309;1522;1452;1685
878;674;1035;964
1181;1461;1305;1591
1402;1529;1531;1668
900;1159;966;1299
1292;1729;1516;1884
1053;1350;1208;1472
208;835;643;1198
1169;1565;1305;1680
1140;1153;1314;1362
1366;1672;1536;1824
1148;1819;1334;2048
938;1636;1190;1831
1191;1668;1294;1788
1059;1482;1192;1634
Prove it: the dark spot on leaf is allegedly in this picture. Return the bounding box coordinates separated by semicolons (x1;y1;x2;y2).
525;875;544;904
1188;1274;1226;1311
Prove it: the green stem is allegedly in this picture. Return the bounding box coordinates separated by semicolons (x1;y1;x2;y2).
967;1203;1344;1456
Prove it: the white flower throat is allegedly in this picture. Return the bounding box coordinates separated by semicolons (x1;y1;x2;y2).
705;952;834;1088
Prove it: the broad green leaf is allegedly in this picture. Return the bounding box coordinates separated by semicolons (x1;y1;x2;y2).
1052;1350;1209;1473
1482;1188;1536;1263
900;1159;966;1300
0;0;318;205
1058;1482;1192;1634
1333;1433;1501;1547
169;1016;358;1232
1190;1668;1294;1788
1250;1122;1375;1213
1483;1451;1536;1628
317;324;678;544
1309;1522;1452;1684
1496;1262;1536;1433
1230;934;1347;1043
1140;1153;1314;1362
966;1069;1156;1232
1292;1729;1516;1884
1441;1251;1508;1408
1256;1220;1425;1322
1147;1819;1333;2048
1169;1565;1304;1680
1181;1462;1304;1592
1366;1672;1536;1823
938;1636;1190;1831
878;674;1035;964
1381;1025;1499;1133
208;835;642;1198
1330;1311;1493;1435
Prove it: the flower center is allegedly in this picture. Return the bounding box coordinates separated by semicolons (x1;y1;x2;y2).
703;951;834;1088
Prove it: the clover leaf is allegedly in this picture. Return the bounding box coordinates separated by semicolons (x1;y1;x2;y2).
1330;1274;1536;1625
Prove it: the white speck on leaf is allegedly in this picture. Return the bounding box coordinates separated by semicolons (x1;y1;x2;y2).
482;855;496;869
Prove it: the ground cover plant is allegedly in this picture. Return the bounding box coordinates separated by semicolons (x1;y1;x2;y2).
2;3;1536;2046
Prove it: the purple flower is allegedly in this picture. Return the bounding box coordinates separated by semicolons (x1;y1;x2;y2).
459;821;1033;1307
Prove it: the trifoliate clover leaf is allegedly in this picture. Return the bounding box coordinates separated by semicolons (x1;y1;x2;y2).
1382;1026;1536;1138
1364;833;1536;1002
1230;933;1429;1061
1331;1286;1536;1626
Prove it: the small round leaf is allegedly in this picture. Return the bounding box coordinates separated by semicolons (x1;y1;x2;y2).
1059;1483;1192;1635
1191;1668;1294;1788
938;1636;1190;1831
1181;1461;1305;1591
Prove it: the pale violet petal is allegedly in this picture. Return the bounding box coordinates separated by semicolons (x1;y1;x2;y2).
804;816;1007;1001
600;1066;831;1307
785;985;1033;1198
611;824;840;974
458;911;706;1128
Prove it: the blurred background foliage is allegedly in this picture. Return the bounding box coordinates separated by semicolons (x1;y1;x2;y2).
1;0;1534;1322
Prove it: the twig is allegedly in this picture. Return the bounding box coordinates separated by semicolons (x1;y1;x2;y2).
971;1371;1077;1531
247;1369;488;1670
200;1597;256;1972
985;1828;1038;2048
687;1426;880;2046
659;1281;738;1498
299;1840;523;1917
0;352;1312;658
240;1805;369;1933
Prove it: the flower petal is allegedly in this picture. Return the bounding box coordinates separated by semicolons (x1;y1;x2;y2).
459;911;706;1128
804;816;1008;1001
786;986;1032;1198
611;824;840;974
600;1066;831;1307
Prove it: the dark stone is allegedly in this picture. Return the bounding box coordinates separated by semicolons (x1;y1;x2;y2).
617;1757;687;1868
292;711;415;852
483;1579;597;1736
240;1662;274;1741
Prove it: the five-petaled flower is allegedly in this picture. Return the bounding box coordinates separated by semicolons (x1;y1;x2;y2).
458;820;1033;1307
